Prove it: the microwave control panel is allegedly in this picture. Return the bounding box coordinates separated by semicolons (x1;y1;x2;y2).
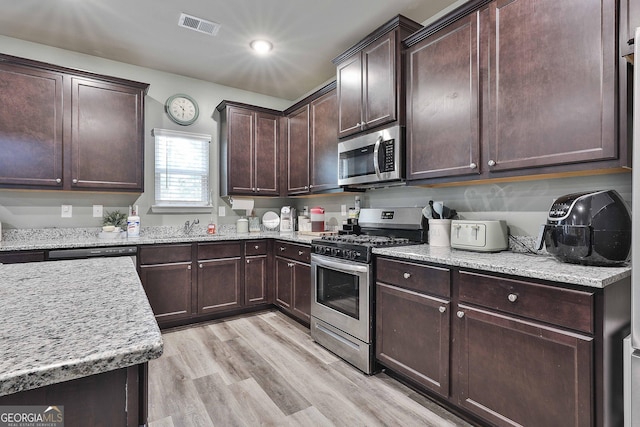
379;139;395;172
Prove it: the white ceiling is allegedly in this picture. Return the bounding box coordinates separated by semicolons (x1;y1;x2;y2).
0;0;459;100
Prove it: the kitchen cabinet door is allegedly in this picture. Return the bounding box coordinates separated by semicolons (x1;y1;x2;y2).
286;105;310;195
406;14;481;181
309;88;339;193
292;262;311;324
254;112;279;194
455;304;593;427
70;77;145;191
484;0;616;172
197;257;243;314
0;62;64;188
362;32;396;131
245;255;268;306
376;282;450;398
275;256;294;310
226;106;255;195
139;262;193;324
336;54;363;138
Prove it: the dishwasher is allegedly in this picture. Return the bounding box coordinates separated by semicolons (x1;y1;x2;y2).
48;246;138;265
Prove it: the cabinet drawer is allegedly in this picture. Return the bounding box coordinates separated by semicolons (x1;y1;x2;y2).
197;242;242;260
458;271;594;334
139;244;192;265
245;240;268;256
275;241;310;264
376;258;450;298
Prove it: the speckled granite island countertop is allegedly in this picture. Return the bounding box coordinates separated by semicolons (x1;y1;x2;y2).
0;257;163;396
373;245;631;289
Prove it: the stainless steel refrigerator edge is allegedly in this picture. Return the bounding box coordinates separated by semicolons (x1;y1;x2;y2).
628;26;640;427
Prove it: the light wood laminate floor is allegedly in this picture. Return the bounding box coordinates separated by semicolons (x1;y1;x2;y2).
148;310;473;426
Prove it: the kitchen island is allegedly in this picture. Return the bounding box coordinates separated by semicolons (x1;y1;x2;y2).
0;257;163;426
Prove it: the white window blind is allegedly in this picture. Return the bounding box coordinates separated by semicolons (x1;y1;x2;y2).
153;128;211;206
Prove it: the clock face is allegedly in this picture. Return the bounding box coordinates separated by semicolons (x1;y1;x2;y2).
166;94;199;125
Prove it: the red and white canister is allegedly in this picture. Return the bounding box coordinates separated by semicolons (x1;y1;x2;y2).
310;206;325;232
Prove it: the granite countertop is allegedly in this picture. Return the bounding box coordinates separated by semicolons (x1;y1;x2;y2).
0;227;315;252
373;245;631;289
0;257;163;396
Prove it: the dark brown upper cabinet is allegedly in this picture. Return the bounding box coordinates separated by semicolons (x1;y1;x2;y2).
0;54;147;192
404;0;623;185
283;82;340;196
333;15;423;139
217;101;281;197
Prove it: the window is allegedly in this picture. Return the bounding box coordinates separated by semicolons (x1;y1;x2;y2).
152;128;211;209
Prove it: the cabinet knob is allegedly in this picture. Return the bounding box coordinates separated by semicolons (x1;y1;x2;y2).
72;178;78;184
403;272;411;279
288;262;295;267
305;186;309;190
199;264;203;269
488;159;496;167
254;245;260;249
246;260;250;264
508;293;518;303
256;187;260;192
439;306;446;313
457;311;465;318
469;162;477;170
187;265;192;270
280;247;286;251
298;250;304;256
55;178;62;184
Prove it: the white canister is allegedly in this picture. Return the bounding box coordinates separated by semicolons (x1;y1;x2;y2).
127;215;140;238
310;207;325;232
236;218;249;234
429;219;452;247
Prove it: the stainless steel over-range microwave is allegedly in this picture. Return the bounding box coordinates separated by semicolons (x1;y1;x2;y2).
338;125;404;187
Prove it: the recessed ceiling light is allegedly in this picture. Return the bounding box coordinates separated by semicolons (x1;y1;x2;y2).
250;39;273;55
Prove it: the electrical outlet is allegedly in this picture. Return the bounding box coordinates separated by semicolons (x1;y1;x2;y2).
93;205;103;218
61;205;72;218
218;206;226;217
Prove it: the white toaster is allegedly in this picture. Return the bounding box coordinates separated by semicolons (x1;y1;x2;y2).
450;220;509;252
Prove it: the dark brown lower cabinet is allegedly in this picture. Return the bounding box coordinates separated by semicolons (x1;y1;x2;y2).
375;256;630;427
0;364;147;427
455;304;592;427
245;240;271;306
274;241;311;324
138;244;193;326
197;242;243;315
376;282;450;398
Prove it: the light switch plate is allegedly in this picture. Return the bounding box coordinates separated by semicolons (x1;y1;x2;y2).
218;206;226;217
61;205;72;218
93;205;103;218
341;205;347;216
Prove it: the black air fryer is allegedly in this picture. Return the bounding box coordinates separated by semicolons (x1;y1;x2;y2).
537;190;631;266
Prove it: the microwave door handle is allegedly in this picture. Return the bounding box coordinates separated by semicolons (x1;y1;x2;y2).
373;136;383;178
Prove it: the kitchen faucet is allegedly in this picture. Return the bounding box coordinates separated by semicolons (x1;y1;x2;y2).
184;218;199;234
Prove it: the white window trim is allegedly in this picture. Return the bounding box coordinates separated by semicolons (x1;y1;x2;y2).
151;128;213;213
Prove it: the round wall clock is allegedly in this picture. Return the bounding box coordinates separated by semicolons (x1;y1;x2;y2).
165;94;199;125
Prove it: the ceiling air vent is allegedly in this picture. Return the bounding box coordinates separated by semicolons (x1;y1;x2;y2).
178;13;221;36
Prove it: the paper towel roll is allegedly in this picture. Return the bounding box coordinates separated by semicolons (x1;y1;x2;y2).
231;198;254;215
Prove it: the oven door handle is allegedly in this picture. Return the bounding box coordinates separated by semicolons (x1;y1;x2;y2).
311;254;369;274
373;135;383;179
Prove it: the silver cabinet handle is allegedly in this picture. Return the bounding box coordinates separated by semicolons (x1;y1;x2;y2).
199;264;203;269
457;311;465;318
72;178;78;184
288;262;295;267
403;272;411;279
488;160;496;167
469;162;477;169
254;245;260;249
439;306;446;313
508;293;518;303
298;250;304;256
256;187;260;192
280;247;286;251
187;265;192;270
56;178;62;183
246;259;250;264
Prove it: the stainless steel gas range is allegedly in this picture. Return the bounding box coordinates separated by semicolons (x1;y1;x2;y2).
310;207;427;374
